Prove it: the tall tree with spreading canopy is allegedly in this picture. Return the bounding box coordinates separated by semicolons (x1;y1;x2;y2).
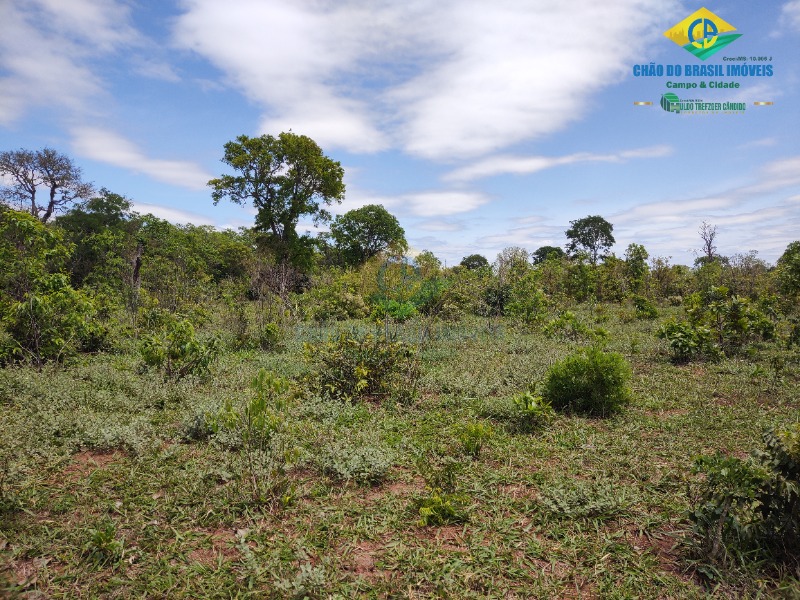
0;148;94;222
329;204;407;267
208;133;345;268
565;215;615;265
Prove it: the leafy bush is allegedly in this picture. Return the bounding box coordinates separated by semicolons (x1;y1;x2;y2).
0;274;105;366
370;299;417;323
139;317;221;379
511;391;555;432
542;347;631;416
506;272;549;326
657;320;715;363
305;330;419;403
632;294;658;319
412;455;470;526
413;489;470;526
688;425;800;578
83;519;125;568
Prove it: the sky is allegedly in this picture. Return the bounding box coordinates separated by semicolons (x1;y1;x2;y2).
1;0;799;267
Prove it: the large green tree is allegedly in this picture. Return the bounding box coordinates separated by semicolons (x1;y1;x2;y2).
208;133;345;268
565;215;615;265
329;204;406;267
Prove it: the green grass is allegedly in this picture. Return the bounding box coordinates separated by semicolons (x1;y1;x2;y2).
1;308;799;597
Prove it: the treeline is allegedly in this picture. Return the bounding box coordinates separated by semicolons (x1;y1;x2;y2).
1;191;799;365
1;139;799;367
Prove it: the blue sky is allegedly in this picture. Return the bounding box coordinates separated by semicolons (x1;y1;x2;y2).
1;0;798;266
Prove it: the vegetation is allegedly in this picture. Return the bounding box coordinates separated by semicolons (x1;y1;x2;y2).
2;141;800;597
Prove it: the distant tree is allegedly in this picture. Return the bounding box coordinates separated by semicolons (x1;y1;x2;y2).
460;254;490;270
329;204;407;267
697;220;718;263
0;148;94;222
624;243;649;293
208;132;345;268
531;246;565;264
565;215;615;265
414;250;442;278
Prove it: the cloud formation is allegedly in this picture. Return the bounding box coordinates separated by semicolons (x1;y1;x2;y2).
444;145;672;182
0;0;138;125
71;127;213;190
174;0;680;159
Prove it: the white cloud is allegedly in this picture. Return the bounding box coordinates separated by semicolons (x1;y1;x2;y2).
0;0;138;125
402;191;490;217
781;1;800;31
445;145;672;182
173;0;680;159
71;127;214;190
131;202;214;226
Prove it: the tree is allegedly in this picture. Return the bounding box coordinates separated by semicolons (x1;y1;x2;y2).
565;215;615;265
329;204;407;267
531;245;565;265
460;254;489;270
0;148;94;222
624;243;649;294
698;220;718;263
208;133;345;268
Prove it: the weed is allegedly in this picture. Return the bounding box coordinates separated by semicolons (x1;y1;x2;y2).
457;422;494;457
83;519;124;568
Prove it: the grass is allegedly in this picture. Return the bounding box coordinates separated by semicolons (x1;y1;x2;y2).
1;307;799;597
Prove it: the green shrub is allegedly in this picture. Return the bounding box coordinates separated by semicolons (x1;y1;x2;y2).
139;317;220;379
457;422;494;457
542;347;631;416
305;330;419;403
413;489;470;526
632;294;658;319
688;425;800;578
370;299;417;323
0;274;106;366
412;455;470;526
657;320;714;363
210;370;296;505
511;391;555;432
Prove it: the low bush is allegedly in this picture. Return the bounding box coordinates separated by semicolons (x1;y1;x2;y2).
688;425;800;579
139;317;221;380
305;330;419;403
542;347;631;416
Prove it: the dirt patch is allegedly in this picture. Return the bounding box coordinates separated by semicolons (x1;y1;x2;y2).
344;538;393;583
63;450;124;482
186;528;239;566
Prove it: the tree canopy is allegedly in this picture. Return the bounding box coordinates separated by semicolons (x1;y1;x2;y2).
208;133;345;267
531;246;565;264
329;204;407;267
565;215;615;265
460;254;489;270
0;147;94;222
